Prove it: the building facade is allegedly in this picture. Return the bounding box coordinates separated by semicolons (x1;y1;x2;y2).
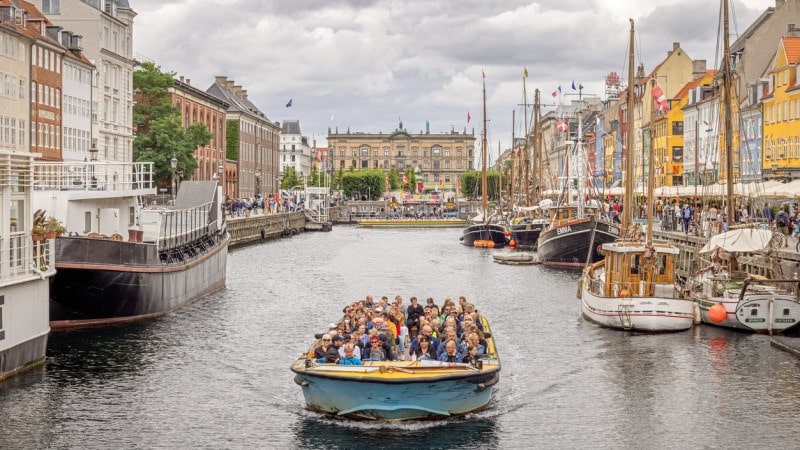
207;76;280;200
326;122;476;190
279;119;312;179
34;0;136;163
169;76;228;183
0;6;31;156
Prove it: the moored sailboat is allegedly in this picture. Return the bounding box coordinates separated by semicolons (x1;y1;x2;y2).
579;19;695;332
461;72;508;248
684;0;800;334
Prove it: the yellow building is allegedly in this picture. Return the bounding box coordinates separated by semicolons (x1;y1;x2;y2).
326;122;476;189
651;70;716;187
763;36;800;180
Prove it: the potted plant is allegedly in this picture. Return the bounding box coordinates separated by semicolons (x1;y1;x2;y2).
32;224;46;241
44;217;66;239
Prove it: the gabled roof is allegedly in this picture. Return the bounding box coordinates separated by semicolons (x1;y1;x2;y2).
782;36;800;65
206;80;270;122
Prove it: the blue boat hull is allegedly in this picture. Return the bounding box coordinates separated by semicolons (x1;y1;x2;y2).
292;369;499;420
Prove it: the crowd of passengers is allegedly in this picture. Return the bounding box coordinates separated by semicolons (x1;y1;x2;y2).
312;295;489;367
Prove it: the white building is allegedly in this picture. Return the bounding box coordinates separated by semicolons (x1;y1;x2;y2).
280;119;312;178
56;29;94;162
33;0;135;163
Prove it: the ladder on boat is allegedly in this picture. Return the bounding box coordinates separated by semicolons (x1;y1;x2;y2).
618;299;633;330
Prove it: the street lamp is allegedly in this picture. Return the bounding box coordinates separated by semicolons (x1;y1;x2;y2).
89;144;98;188
255;169;262;197
171;152;178;199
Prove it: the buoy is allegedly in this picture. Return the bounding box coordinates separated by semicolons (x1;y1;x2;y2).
486;241;495;248
509;240;516;248
619;289;630;298
473;240;486;248
708;303;727;323
504;230;511;237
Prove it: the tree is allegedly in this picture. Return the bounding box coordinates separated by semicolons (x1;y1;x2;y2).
132;62;212;190
387;167;400;190
280;166;300;190
403;167;417;193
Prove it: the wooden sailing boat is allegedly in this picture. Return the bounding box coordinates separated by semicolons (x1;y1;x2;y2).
685;0;800;334
578;19;695;331
535;84;620;268
461;72;509;248
509;87;550;250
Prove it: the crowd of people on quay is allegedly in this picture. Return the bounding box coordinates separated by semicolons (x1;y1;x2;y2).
596;195;799;240
311;295;489;367
223;194;305;217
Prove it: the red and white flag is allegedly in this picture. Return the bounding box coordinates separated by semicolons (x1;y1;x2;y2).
439;177;444;186
402;175;409;185
467;111;471;123
556;121;569;133
417;181;423;193
652;82;669;112
457;178;461;194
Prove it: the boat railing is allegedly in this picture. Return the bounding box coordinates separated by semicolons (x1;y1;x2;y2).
33;161;155;192
140;201;220;251
1;234;55;280
589;278;681;299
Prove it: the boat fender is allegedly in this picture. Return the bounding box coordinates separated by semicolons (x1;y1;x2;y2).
693;303;702;325
576;276;583;299
260;227;266;239
708;303;727;323
294;375;309;387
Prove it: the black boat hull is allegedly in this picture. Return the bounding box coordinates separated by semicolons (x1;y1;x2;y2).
510;221;547;250
49;233;229;328
461;223;508;247
537;217;620;269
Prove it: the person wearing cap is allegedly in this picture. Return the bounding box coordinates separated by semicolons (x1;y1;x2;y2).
339;333;362;359
331;334;345;353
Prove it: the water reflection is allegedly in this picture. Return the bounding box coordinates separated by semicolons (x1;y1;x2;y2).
292;414;499;450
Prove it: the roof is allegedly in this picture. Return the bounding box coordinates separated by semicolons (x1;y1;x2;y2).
782;36;800;64
282;119;301;135
206;79;270;122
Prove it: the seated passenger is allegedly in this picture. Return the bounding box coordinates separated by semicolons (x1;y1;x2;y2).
313;334;340;364
340;333;362;359
338;343;362;365
412;335;435;361
363;335;387;361
409;324;440;355
460;332;485;359
463;344;479;367
438;339;463;363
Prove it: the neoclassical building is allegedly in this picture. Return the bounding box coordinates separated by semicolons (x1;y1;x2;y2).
326;122;476;189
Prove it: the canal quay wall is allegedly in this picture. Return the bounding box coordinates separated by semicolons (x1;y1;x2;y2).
652;229;800;281
227;206;353;247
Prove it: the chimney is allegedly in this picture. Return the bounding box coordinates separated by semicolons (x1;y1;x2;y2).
671;42;680;55
232;84;243;96
215;75;228;85
179;75;184;82
185;79;190;85
226;80;236;90
692;59;707;80
240;89;247;99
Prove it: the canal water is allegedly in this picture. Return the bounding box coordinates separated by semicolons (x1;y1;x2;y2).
2;226;800;448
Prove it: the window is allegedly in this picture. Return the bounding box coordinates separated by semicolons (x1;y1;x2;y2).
84;211;91;233
42;0;60;13
672;121;684;135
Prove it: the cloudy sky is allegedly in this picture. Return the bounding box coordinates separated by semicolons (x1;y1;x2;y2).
131;0;774;156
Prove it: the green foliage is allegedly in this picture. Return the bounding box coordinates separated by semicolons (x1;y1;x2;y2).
132;62;211;188
403;167;417;192
281;166;300;190
341;169;385;200
387;167;400;190
226;120;239;160
460;170;502;200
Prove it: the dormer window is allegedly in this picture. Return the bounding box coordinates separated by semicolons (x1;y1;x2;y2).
42;0;61;14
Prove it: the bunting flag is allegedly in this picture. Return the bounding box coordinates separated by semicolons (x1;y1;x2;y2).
524;67;529;78
551;90;557;97
651;83;668;112
557;121;569;133
286;98;293;108
330;110;335;121
571;80;576;90
457;177;461;194
467;111;471;123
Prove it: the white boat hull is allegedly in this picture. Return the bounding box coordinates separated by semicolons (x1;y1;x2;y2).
581;278;694;332
694;294;800;333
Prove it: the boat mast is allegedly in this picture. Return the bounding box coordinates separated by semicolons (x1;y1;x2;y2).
723;0;735;223
624;19;636;230
533;89;541;204
510;110;515;209
481;73;489;217
523;76;531;207
577;86;585;219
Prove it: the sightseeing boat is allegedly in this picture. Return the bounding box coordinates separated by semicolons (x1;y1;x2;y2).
0;152;56;381
32;161;229;329
290;311;500;420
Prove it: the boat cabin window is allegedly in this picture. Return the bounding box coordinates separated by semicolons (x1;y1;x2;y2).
630;255;640;275
84;211;91;233
784;308;791;316
656;255;667;275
